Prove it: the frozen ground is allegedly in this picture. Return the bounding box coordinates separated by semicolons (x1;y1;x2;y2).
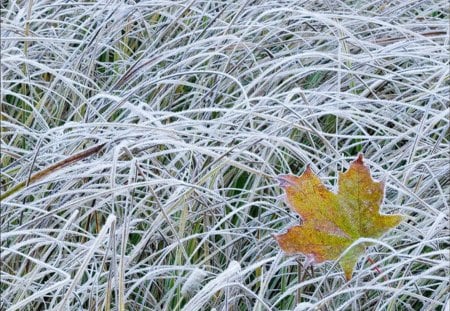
1;1;449;310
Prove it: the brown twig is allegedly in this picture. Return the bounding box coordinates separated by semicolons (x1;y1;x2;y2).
1;143;106;201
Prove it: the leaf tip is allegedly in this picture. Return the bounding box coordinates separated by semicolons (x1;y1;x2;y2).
272;232;281;243
302;164;316;179
354;153;364;165
276;175;296;188
344;269;353;281
305;164;312;173
272;232;288;253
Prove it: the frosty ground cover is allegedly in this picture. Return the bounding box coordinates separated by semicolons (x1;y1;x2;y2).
1;1;449;310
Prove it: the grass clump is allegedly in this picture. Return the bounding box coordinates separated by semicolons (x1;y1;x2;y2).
1;0;448;310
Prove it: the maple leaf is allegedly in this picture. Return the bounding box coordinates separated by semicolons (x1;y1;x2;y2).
274;154;403;280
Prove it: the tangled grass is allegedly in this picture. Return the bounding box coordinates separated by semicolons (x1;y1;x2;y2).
1;0;449;310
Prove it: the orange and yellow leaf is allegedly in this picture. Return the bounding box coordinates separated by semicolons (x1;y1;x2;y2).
275;154;403;280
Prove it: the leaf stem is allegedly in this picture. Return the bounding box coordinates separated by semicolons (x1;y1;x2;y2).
367;256;387;282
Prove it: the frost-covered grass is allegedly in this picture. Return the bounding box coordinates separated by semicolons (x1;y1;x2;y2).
1;0;449;310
